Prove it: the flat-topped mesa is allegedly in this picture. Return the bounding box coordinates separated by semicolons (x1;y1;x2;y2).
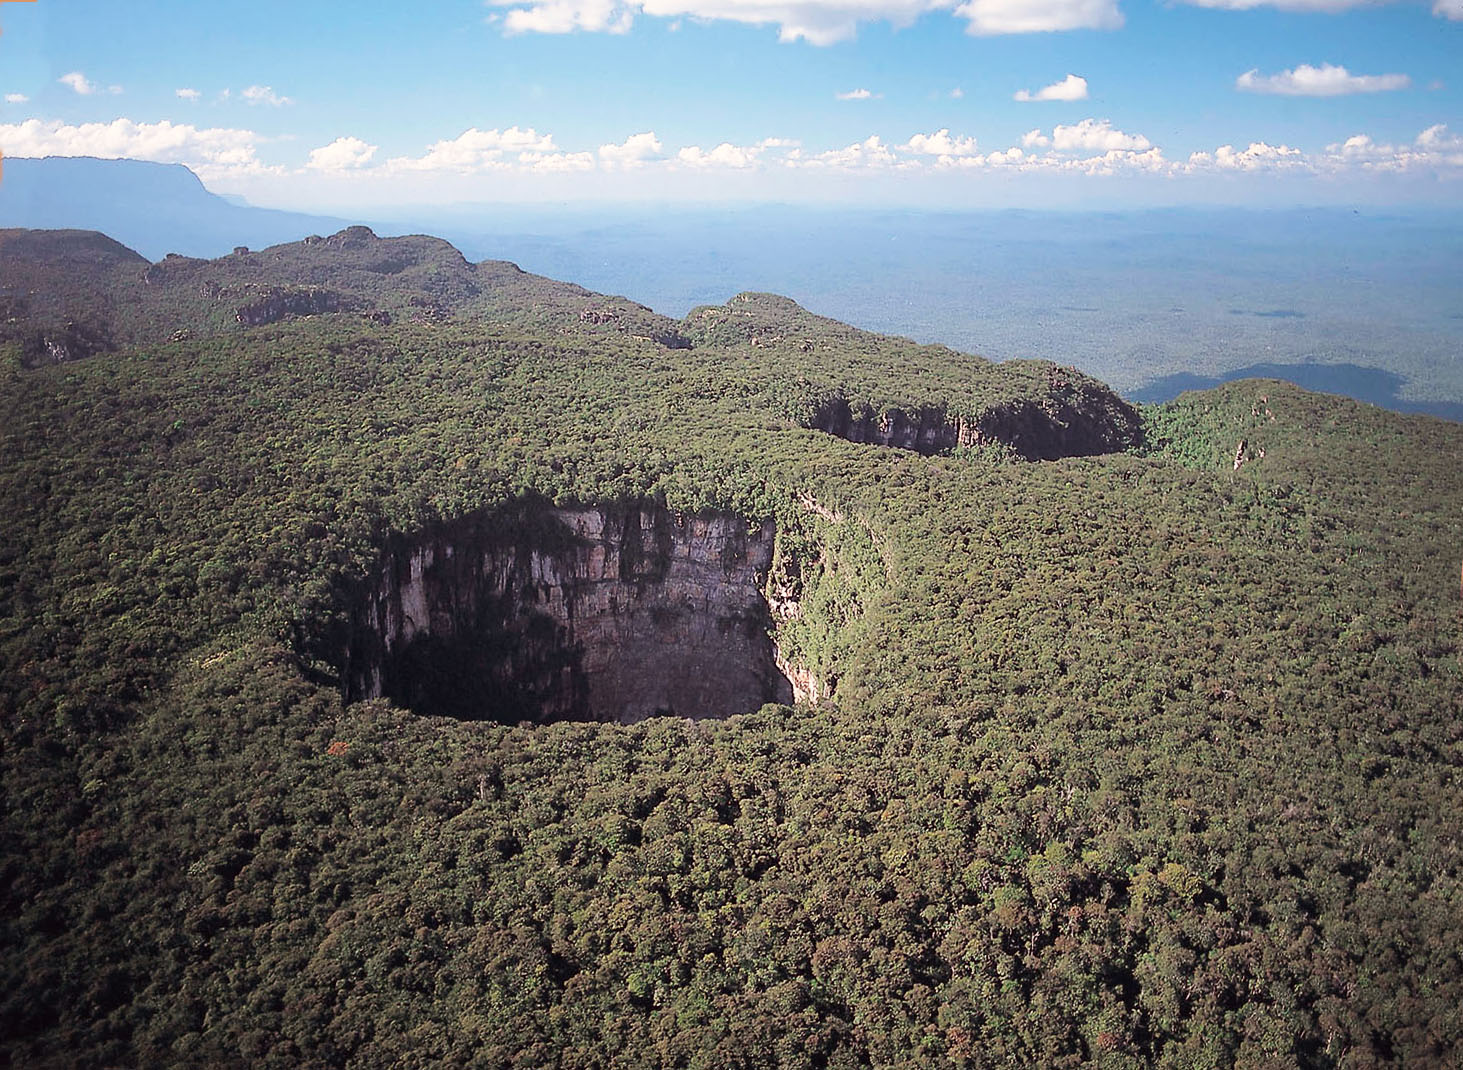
343;501;794;724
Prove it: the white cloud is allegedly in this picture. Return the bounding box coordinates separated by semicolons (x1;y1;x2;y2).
673;138;799;169
1167;125;1463;178
390;126;559;172
1417;123;1463;151
1050;118;1150;152
1062;146;1169;174
59;72;99;96
954;0;1123;35
793;135;911;170
242;85;292;107
599;131;662;168
176;88;201;101
984;146;1027;166
640;0;940;43
1014;73;1088;102
306;136;378;172
1317;126;1463;172
1437;0;1463;18
836;88;878;100
497;0;634;33
489;0;1122;44
1022;128;1051;148
950;87;965;99
1188;141;1305;172
0;117;274;180
1237;63;1410;96
904;129;979;156
4;93;28;105
677;142;761;168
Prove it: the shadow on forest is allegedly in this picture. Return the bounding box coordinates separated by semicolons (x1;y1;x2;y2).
1130;362;1463;423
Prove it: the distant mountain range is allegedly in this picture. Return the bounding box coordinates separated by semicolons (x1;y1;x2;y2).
0;156;350;260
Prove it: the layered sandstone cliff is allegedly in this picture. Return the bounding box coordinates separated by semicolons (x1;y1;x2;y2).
344;502;795;723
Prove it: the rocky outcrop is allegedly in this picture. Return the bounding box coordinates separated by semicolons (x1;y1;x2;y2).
807;381;1143;461
809;400;964;454
344;502;795;723
16;320;116;368
235;287;351;327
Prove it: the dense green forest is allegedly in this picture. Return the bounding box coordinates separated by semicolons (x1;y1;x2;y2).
2;226;1460;1067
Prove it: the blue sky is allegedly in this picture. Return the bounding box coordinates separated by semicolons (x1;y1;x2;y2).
0;0;1459;209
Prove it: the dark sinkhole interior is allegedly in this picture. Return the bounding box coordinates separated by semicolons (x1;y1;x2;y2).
342;502;794;724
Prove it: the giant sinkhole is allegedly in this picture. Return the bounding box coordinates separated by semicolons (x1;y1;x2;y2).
342;501;794;724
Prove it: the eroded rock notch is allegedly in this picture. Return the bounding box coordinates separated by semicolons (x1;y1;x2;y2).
344;501;793;723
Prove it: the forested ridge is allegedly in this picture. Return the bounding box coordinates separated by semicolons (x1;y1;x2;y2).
1;226;1460;1067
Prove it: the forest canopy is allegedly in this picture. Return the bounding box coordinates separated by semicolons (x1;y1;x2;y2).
2;227;1460;1067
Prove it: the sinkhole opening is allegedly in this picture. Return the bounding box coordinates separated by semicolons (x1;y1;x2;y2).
342;501;794;724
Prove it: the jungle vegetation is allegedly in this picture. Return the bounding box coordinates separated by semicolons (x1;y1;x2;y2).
1;226;1460;1068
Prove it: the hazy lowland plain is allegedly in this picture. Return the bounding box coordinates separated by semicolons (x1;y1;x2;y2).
5;158;1458;418
1;202;1462;1066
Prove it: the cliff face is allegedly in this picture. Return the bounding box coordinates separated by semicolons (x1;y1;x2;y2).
807;378;1143;461
345;502;794;723
235;287;351;327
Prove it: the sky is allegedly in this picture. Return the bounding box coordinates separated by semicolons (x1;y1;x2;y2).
0;0;1459;210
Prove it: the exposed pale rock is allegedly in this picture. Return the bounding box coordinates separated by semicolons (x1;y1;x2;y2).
345;502;799;723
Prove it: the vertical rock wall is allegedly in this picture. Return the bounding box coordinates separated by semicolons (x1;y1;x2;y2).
345;503;795;723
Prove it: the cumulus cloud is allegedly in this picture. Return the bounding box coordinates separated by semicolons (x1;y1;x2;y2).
0;117;272;179
1050;118;1150;152
955;0;1123;35
1237;63;1410;96
490;0;1123;44
59;72;99;96
599;131;662;168
836;88;878;100
1437;0;1463;17
176;88;201;101
673;138;797;169
390;126;559;172
903;129;979;156
1188;141;1305;172
1014;73;1088;102
242;85;291;107
992;146;1030;164
1063;146;1168;174
306;136;378;172
1022;128;1051;148
1316;125;1463;172
677;142;761;168
4;93;28;105
793;135;909;169
1416;123;1463;151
